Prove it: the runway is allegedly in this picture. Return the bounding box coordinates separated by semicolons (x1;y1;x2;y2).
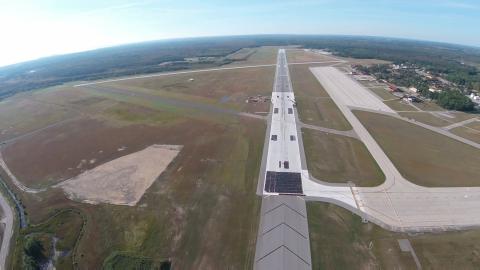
256;50;480;270
254;49;312;270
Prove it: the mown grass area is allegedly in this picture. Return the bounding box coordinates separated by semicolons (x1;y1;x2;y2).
383;99;417;111
308;202;480;270
106;66;275;113
286;49;336;63
451;125;480;143
226;48;256;61
367;87;398;100
399;112;451;127
435;112;480;123
302;129;384;186
290;65;351;130
225;46;279;66
355;110;480;186
466;120;480;131
414;101;446;111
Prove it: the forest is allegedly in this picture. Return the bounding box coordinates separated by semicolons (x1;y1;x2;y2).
1;35;480;100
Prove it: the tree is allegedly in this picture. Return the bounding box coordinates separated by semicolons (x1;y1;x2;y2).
436;90;475;111
23;237;46;270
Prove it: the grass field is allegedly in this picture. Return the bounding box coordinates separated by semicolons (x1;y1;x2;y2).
399;112;451;127
384;100;418;111
336;57;390;66
355;110;480;187
0;91;78;142
366;87;398;100
433;111;480;123
290;65;352;130
2;65;275;188
226;48;256;61
308;202;480;270
451;125;480;144
302;129;384;186
286;49;338;63
102;251;171;269
8;114;265;269
225;46;279;66
414;101;446;111
1;62;269;269
466;121;480;131
105;66;275;113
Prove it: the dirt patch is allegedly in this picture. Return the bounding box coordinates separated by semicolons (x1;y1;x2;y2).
59;145;181;206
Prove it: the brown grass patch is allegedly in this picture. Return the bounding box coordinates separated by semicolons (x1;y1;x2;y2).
2;116;210;188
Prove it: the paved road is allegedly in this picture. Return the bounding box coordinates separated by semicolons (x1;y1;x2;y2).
0;151;46;194
0;178;14;270
310;66;480;232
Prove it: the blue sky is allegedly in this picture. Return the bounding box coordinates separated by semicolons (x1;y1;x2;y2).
0;0;479;67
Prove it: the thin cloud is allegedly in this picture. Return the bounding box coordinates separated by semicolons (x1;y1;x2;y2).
75;1;154;17
440;1;479;10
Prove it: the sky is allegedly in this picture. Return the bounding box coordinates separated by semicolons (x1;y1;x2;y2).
0;0;479;67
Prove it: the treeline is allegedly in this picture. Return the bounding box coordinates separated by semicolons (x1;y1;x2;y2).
437;91;475;111
1;35;480;99
356;65;431;96
23;237;46;270
358;64;475;111
0;37;246;99
310;36;480;91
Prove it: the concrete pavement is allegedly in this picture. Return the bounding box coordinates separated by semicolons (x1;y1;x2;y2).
254;49;312;270
310;66;480;232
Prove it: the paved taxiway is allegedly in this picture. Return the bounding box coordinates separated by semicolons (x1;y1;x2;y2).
310;67;480;231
